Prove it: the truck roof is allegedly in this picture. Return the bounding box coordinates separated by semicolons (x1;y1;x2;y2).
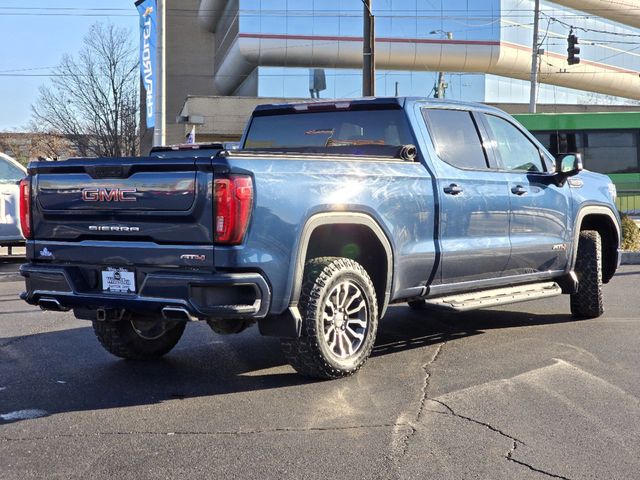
251;97;507;117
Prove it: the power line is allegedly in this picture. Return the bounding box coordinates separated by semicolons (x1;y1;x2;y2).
4;6;640;12
0;7;639;20
541;11;640;38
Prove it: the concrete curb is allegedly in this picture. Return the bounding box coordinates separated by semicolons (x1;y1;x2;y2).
0;272;22;283
621;251;640;265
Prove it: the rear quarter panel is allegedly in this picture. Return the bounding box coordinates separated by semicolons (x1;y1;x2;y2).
219;156;436;314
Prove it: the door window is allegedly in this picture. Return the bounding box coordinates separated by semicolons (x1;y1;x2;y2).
484;114;545;172
422;109;489;170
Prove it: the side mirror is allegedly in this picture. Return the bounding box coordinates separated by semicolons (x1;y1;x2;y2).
555;153;583;177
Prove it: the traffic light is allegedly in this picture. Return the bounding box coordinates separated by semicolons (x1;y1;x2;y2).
567;31;580;65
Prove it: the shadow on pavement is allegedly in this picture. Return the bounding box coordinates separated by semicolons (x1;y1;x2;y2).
611;269;640;277
373;305;575;357
0;304;578;424
0;256;24;283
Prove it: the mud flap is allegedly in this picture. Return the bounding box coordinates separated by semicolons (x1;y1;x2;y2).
258;306;302;338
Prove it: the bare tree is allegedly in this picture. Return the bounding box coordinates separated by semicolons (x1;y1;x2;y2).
29;133;76;160
31;22;139;157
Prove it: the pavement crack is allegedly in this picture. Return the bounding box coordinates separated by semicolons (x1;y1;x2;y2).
416;342;445;423
433;400;572;480
430;399;526;445
506;440;572;480
392;341;447;459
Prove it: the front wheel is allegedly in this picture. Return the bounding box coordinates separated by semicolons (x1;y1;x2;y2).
280;257;379;379
570;230;604;318
92;316;186;360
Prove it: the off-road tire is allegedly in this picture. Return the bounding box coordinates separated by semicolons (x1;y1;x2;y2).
92;317;186;360
280;257;379;379
570;230;604;318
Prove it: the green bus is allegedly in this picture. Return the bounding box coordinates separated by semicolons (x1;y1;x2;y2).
513;112;640;214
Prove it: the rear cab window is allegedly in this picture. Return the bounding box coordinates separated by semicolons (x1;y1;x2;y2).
243;108;415;150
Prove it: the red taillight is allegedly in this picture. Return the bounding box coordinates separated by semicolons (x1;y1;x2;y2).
19;178;32;239
214;175;253;245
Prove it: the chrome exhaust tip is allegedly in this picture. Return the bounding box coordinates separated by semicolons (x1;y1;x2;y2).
38;298;69;312
161;306;198;322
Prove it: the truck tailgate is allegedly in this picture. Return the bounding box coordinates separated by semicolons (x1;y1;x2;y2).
29;157;215;245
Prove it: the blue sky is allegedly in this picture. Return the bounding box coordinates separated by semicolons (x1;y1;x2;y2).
0;1;139;131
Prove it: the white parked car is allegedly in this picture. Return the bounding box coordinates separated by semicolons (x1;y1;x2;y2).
0;153;27;247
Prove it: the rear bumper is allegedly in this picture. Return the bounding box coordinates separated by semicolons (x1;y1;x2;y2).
0;237;24;247
20;263;270;320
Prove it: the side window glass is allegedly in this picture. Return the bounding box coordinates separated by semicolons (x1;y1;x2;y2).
423;109;488;170
484;114;545;172
0;158;25;183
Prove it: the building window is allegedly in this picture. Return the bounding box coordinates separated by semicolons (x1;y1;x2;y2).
536;129;640;174
583;131;639;174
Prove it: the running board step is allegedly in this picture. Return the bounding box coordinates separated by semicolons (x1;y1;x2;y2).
423;282;562;312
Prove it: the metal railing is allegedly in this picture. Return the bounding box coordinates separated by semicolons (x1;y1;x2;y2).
617;189;640;215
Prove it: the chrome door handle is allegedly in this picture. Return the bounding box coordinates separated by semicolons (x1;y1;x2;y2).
511;185;528;196
444;184;463;195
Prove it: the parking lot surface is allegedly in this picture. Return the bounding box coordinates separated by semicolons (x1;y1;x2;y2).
1;260;639;479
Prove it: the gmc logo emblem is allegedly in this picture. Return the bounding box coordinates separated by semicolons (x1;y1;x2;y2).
81;188;137;202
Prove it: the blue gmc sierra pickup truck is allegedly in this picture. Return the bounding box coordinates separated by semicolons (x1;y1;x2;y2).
19;98;621;379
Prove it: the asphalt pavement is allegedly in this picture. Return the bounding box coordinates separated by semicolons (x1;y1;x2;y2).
1;259;639;480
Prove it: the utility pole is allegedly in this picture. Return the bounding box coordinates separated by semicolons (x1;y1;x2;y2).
362;0;375;97
528;0;540;113
434;31;453;98
153;0;166;146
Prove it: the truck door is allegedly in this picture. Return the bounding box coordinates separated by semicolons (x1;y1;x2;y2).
478;113;571;275
421;108;512;285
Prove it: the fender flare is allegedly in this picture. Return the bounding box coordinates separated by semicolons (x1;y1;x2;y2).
571;205;621;279
290;212;394;316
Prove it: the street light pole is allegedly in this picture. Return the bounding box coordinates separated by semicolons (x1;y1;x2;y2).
362;0;375;97
434;31;453;98
529;0;540;113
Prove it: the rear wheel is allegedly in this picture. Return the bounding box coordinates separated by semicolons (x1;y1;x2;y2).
570;230;604;318
280;257;378;379
92;316;186;360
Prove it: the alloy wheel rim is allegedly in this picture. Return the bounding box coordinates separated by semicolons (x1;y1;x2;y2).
322;280;369;359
